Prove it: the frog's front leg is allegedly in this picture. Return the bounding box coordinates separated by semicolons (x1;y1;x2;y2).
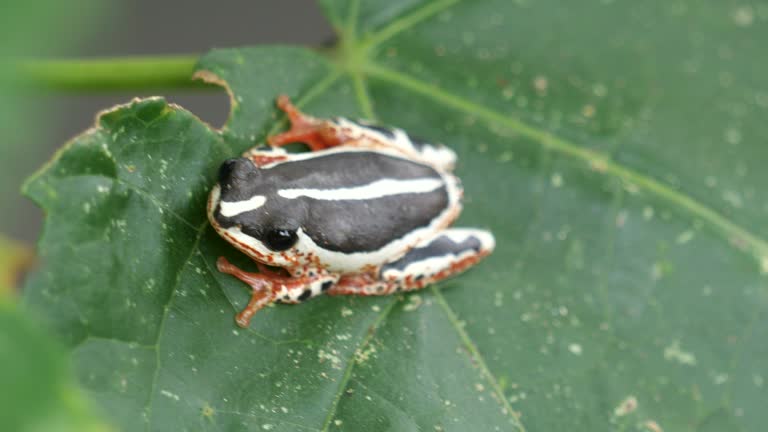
216;257;338;327
328;228;495;297
267;95;342;151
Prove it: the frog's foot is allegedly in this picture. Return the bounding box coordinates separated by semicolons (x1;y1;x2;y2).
329;229;495;296
216;257;338;327
216;257;275;327
267;95;341;151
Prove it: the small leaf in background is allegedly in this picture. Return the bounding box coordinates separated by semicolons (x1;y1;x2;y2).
0;234;33;297
22;1;768;431
0;303;111;432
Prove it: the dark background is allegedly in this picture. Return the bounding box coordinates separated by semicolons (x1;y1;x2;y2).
11;0;334;241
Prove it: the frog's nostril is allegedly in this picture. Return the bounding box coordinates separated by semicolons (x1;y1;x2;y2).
218;158;255;186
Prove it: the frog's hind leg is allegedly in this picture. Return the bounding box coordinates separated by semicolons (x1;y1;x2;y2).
216;257;337;327
328;229;495;297
267;95;341;151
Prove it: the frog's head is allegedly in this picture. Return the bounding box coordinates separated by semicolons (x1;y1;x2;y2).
208;157;304;265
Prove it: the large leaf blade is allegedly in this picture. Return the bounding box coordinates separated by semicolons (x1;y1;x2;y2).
24;1;768;430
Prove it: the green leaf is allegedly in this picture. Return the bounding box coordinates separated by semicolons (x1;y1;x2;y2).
0;302;111;432
24;1;768;430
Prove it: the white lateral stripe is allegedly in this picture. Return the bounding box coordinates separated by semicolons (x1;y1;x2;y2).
278;178;443;200
219;195;267;217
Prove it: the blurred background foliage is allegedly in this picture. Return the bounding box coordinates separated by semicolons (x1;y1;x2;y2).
0;302;111;431
0;0;110;429
0;0;106;237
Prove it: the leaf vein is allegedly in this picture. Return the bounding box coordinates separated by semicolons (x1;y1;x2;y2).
320;299;397;431
144;220;208;431
431;287;526;431
361;0;463;51
351;71;375;119
344;0;361;43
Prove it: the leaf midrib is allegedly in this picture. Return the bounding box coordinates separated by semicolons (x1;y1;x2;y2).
144;220;208;431
319;300;398;432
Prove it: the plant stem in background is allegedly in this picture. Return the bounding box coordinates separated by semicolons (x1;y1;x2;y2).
16;56;212;91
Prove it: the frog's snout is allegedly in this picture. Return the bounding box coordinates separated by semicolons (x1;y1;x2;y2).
218;157;257;189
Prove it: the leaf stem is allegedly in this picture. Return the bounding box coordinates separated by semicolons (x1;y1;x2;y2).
15;55;216;92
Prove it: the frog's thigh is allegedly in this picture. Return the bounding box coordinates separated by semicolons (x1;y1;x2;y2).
382;228;495;290
330;229;495;296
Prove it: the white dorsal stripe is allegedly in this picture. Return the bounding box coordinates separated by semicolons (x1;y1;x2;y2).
278;178;443;201
219;195;267;217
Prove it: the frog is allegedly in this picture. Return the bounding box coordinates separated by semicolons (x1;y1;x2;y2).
208;95;495;327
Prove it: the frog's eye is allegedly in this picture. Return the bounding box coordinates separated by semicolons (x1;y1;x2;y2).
265;229;298;251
